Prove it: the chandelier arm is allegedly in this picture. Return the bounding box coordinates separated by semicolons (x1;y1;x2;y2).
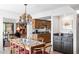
24;4;27;17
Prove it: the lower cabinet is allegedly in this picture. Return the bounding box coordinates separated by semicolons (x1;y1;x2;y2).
53;33;73;54
53;41;62;52
62;41;73;54
61;35;73;54
53;35;62;52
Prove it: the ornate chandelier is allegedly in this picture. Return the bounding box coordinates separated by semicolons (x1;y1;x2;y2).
19;4;32;24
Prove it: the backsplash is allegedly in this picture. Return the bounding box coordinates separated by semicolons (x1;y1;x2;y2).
32;28;51;33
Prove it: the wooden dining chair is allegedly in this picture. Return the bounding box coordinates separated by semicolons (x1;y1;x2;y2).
32;37;45;54
19;44;29;54
44;43;52;54
14;44;20;54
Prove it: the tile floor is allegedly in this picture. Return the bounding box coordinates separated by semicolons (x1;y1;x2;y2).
3;47;62;54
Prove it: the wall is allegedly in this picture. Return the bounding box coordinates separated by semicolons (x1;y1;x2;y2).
53;15;73;33
77;15;79;53
32;6;75;18
0;10;18;53
0;9;19;33
53;16;61;33
3;17;16;23
72;14;77;54
0;9;18;20
0;17;3;53
3;17;16;33
27;22;32;39
61;15;74;33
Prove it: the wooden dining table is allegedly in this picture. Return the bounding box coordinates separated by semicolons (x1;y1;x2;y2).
9;38;45;54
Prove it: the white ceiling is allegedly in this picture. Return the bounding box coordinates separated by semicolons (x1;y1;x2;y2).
0;4;79;17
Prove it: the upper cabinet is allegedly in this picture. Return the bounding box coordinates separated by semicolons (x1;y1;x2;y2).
32;19;51;29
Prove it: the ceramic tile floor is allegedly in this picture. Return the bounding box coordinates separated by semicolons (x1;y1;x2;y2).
3;47;62;54
52;51;63;54
3;47;11;54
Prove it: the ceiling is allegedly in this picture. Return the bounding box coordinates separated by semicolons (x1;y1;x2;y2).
0;4;79;16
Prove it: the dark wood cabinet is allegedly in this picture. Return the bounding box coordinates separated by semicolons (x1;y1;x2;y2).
53;33;73;54
32;19;51;29
32;33;51;43
32;19;51;44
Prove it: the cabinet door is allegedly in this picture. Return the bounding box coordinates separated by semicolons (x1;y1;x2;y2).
53;36;62;52
47;21;51;29
62;36;73;54
62;41;73;54
32;19;51;29
32;20;35;29
32;20;39;29
53;41;62;52
35;20;40;29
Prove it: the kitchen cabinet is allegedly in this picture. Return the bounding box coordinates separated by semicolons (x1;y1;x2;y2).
61;34;73;54
53;33;62;52
32;19;51;29
45;21;51;29
32;33;51;43
32;19;41;29
53;33;73;54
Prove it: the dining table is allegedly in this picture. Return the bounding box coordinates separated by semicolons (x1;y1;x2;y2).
9;38;45;54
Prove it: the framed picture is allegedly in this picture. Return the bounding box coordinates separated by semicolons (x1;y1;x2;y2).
62;19;73;30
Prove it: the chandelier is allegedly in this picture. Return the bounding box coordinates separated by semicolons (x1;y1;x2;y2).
19;4;32;24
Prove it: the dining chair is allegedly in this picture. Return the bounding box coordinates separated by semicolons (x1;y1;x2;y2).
19;44;29;54
32;37;45;54
14;44;20;54
44;43;52;54
10;42;16;54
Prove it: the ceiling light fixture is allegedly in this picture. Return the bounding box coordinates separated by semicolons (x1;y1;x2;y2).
19;4;32;24
76;10;79;14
